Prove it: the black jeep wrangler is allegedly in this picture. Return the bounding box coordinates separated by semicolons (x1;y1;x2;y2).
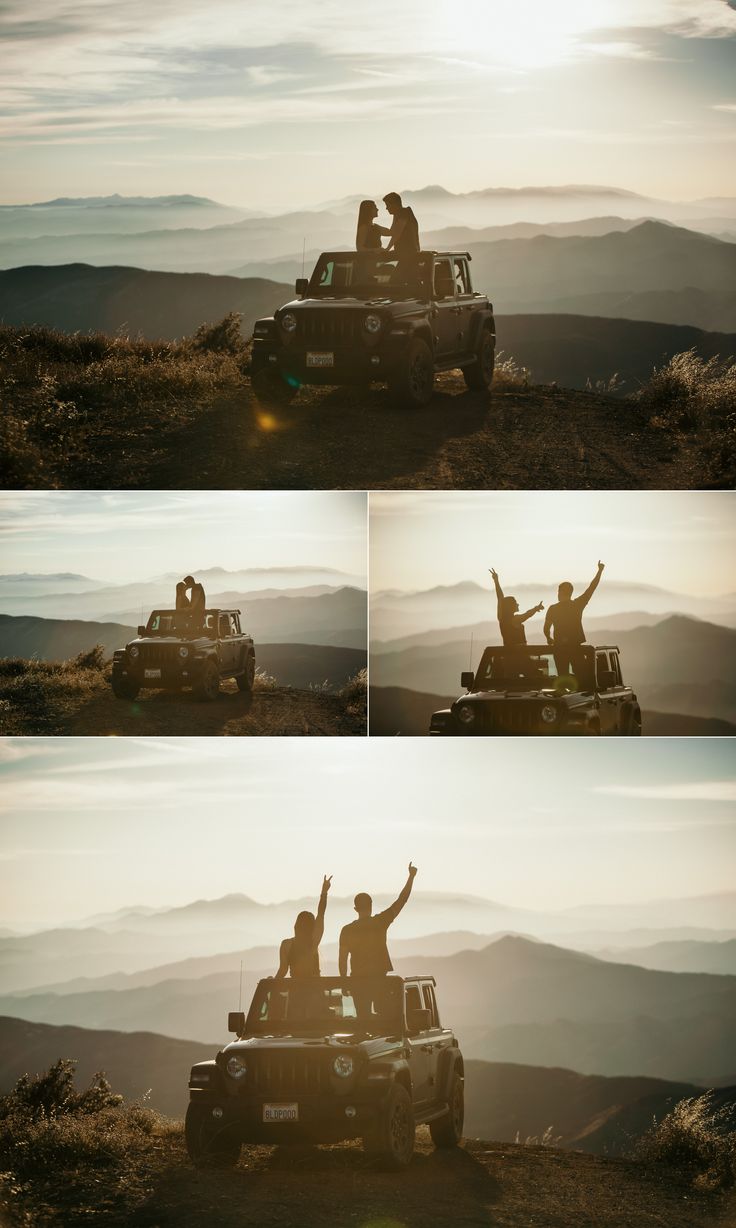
430;644;642;737
251;250;495;408
186;974;464;1171
111;608;255;702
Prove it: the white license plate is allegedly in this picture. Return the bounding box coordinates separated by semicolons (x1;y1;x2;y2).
144;669;161;680
263;1103;299;1123
306;351;334;368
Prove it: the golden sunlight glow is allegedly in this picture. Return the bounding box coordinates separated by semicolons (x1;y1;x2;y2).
438;0;622;69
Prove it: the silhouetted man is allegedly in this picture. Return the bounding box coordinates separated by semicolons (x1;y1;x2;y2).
184;575;206;629
339;862;417;983
544;561;605;679
383;193;420;255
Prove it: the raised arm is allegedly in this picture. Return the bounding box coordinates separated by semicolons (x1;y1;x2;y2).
579;561;605;609
338;926;350;978
490;569;504;622
314;874;331;946
519;601;544;624
381;862;418;926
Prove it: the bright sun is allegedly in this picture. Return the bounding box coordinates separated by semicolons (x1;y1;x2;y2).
438;0;621;70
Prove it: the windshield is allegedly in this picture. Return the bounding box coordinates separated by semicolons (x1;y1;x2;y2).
144;610;217;638
247;977;403;1037
475;648;592;692
308;253;432;300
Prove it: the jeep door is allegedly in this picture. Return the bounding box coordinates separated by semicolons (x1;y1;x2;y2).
404;983;433;1107
451;257;476;357
420;983;453;1106
217;613;236;675
595;650;622;733
431;258;462;360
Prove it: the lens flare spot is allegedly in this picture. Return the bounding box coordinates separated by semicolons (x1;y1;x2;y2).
256;411;280;432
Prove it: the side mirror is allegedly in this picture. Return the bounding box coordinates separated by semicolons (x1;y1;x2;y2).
295;278;309;298
228;1011;245;1034
137;626;145;636
407;1007;432;1035
461;671;474;690
598;669;616;689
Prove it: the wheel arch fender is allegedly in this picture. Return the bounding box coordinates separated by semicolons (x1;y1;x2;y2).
468;309;496;351
436;1048;464;1102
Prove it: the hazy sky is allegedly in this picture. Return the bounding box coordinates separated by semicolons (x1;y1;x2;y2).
370;491;735;595
0;492;367;585
0;737;733;928
2;0;736;207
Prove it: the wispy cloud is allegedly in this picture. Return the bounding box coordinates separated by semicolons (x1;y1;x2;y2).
596;781;736;802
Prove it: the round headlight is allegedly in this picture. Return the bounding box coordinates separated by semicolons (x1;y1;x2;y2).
129;646;139;660
226;1055;247;1080
541;704;558;724
178;646;189;659
364;313;382;334
457;704;476;725
280;312;297;333
333;1055;354;1079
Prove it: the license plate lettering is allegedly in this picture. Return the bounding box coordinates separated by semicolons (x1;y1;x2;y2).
306;352;334;368
263;1103;298;1123
144;669;161;680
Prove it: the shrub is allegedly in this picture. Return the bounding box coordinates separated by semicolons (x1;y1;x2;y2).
0;1059;122;1124
492;351;530;390
191;312;245;354
253;668;279;691
72;643;107;671
637;1091;736;1192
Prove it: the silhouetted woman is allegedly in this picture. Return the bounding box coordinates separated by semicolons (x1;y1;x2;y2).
490;568;543;646
356;200;391;252
276;875;331;978
175;581;190;610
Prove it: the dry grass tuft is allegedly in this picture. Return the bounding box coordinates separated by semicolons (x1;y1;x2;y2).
492;351;530;390
634;349;736;480
0;653;109;734
637;1091;736;1192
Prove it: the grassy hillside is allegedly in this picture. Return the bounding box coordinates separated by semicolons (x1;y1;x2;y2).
2;324;734;490
0;652;367;736
0;264;291;339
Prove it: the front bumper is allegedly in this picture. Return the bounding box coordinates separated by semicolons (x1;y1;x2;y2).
252;339;407;386
429;706;590;736
112;659;204;689
189;1087;388;1143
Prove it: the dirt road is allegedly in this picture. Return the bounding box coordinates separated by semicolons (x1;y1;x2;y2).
148;375;707;491
123;1133;733;1228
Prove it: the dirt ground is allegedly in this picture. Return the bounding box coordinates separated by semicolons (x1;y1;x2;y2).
143;375;712;491
4;678;366;737
123;1133;735;1228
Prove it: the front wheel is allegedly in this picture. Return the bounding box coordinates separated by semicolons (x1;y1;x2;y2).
430;1070;464;1148
463;328;495;391
251;367;298;407
621;705;642;736
185;1103;241;1169
193;661;220;702
236;652;256;693
388;339;434;408
363;1084;415;1170
111;676;139;701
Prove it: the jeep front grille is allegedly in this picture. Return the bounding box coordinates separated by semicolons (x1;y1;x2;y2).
134;643;181;665
478;705;542;734
245;1052;327;1096
296;310;364;346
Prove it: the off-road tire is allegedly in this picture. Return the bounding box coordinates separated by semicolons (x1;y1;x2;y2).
236;652;256;692
430;1070;464;1148
621;705;642;736
463;328;495;391
193;660;220;702
185;1103;241;1169
111;676;140;701
388;338;434;408
251;367;298;407
363;1083;415;1170
586;717;602;736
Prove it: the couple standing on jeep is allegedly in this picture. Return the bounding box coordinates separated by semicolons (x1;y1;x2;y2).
355;192;420;256
276;862;418;983
490;561;605;678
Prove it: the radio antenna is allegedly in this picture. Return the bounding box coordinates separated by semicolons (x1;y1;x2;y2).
301;237;306;278
238;960;243;1013
468;631;474;671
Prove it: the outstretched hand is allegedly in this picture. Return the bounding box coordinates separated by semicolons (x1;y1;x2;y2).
322;875;332;892
535;601;545;613
489;568;498;581
597;560;605;571
408;861;418;879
